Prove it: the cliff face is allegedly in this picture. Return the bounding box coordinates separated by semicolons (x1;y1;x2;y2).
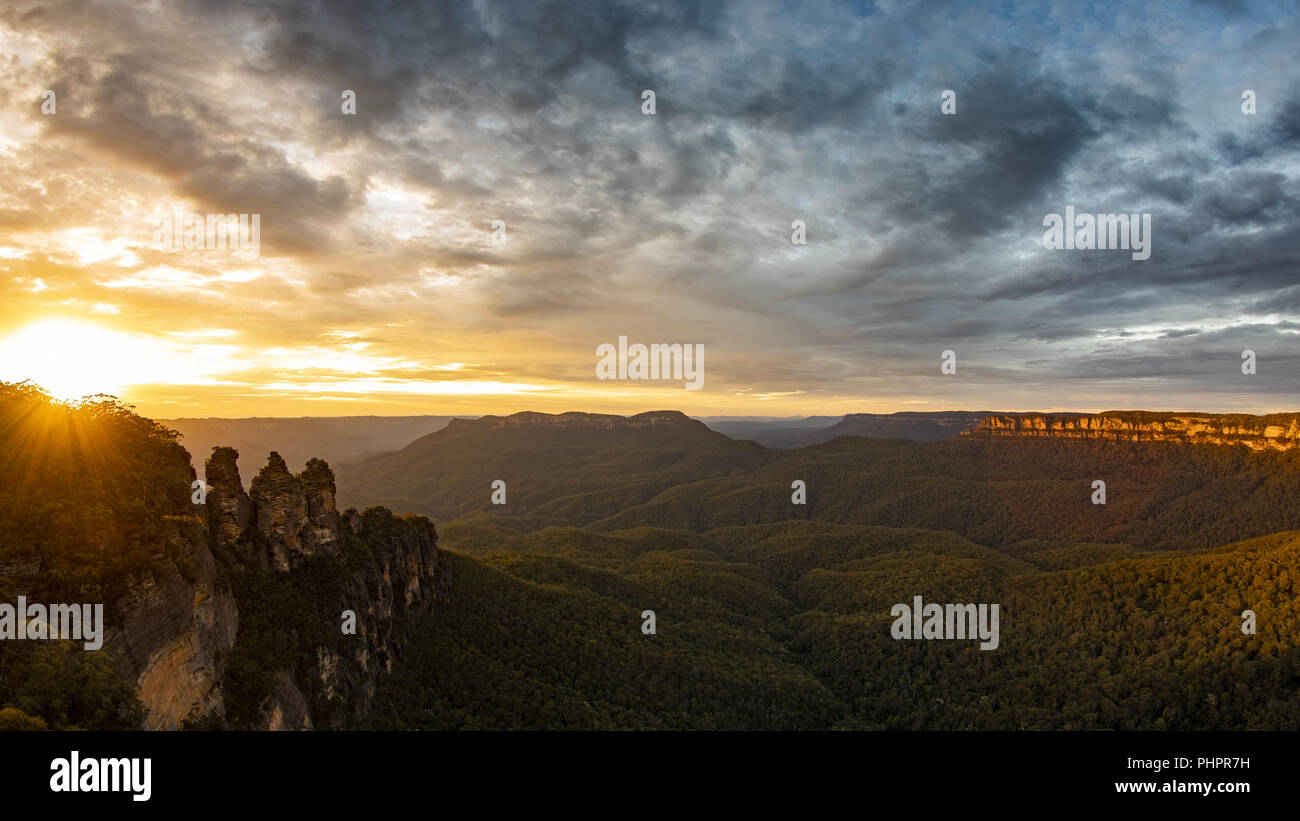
0;386;445;732
965;411;1300;451
245;452;342;572
102;510;239;731
103;446;442;730
202;448;444;730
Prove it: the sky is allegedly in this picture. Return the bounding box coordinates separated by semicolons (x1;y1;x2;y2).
0;0;1296;418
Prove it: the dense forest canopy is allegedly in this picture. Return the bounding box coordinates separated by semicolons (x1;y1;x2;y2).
366;515;1300;730
4;382;1298;731
0;382;192;729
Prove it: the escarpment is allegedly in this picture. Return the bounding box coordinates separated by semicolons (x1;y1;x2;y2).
201;447;446;729
102;504;239;731
963;411;1300;451
76;443;444;731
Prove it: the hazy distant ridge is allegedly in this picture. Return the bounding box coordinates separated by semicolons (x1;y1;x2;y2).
160;415;464;472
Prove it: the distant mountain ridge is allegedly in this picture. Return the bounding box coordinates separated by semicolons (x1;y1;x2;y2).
966;411;1300;451
340;408;1300;551
446;410;700;431
811;411;996;443
160;415;462;472
336;410;768;524
710;411;997;447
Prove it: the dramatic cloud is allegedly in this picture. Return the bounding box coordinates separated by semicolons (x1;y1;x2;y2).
0;0;1296;416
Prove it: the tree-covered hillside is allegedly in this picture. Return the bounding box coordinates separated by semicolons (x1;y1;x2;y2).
366;514;1300;730
341;414;1300;551
7;389;1298;731
0;382;186;729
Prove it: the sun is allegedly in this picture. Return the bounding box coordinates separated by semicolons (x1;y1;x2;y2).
0;319;161;401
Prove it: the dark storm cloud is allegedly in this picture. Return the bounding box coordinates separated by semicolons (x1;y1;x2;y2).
3;0;1298;411
37;52;358;254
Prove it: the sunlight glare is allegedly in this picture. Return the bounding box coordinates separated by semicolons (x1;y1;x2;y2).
0;320;179;400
